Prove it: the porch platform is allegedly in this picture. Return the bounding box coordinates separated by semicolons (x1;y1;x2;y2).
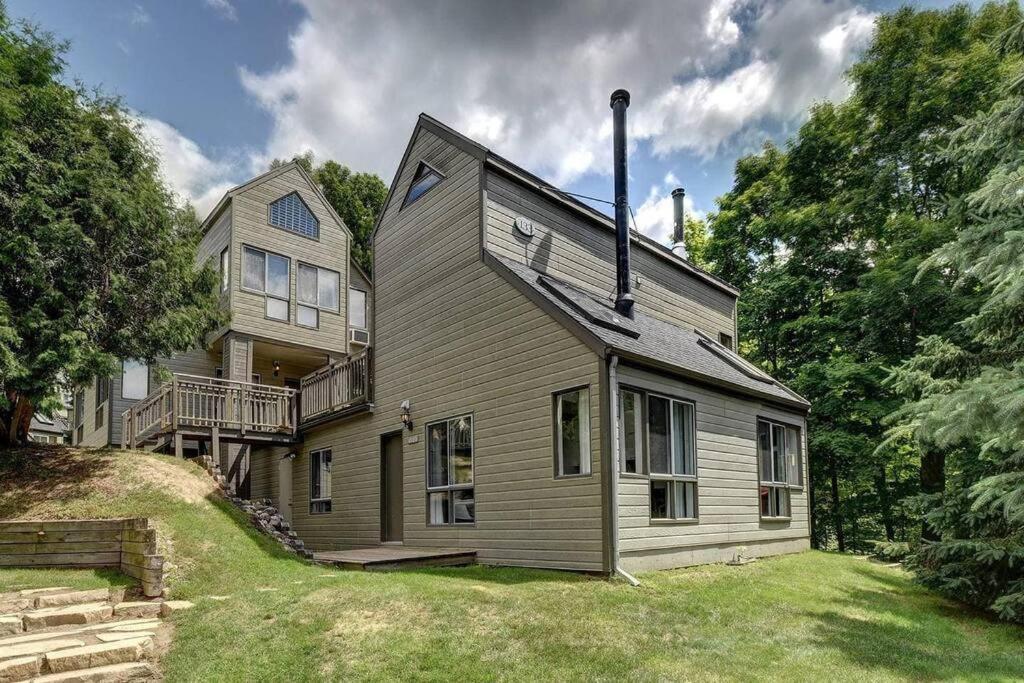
313;546;477;571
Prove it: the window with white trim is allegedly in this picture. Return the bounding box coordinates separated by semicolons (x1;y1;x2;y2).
242;246;290;321
297;263;340;329
758;419;803;519
348;288;367;330
554;387;591;477
310;449;332;514
618;389;643;474
426;415;474;525
647;395;698;520
219;247;229;293
121;360;149;400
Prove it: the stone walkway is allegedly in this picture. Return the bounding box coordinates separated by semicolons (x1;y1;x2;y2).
0;586;192;681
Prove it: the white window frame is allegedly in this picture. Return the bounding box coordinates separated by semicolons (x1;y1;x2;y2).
425;414;475;526
219;246;229;293
757;418;803;520
121;360;149;400
618;389;645;474
554;386;591;478
646;393;698;521
348;287;368;330
241;245;291;322
310;448;332;514
296;262;340;330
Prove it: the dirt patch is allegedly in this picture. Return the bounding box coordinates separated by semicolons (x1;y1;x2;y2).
131;457;215;505
328;602;432;638
0;446;119;518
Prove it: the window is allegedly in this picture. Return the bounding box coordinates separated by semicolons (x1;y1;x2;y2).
297;263;340;329
74;390;84;444
310;449;332;513
426;415;474;525
348;288;367;330
219;247;229;293
758;419;803;519
719;332;734;350
242;246;290;321
402;162;443;208
94;377;109;431
251;374;262;384
647;396;698;520
554;387;591;477
618;389;644;473
121;360;149;400
268;192;319;239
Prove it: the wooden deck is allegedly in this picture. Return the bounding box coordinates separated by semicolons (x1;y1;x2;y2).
313;546;477;571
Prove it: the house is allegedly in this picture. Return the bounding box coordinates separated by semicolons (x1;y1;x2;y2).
72;162;373;496
238;92;811;574
28;413;70;444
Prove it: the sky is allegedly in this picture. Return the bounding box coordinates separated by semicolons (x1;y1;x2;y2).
8;0;965;245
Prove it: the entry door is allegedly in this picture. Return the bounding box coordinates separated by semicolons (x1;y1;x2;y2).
381;433;404;543
278;454;293;524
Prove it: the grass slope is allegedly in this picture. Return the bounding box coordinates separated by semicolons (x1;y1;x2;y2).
2;448;1022;682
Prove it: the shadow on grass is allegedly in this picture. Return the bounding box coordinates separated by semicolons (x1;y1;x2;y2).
0;445;117;518
806;574;1024;680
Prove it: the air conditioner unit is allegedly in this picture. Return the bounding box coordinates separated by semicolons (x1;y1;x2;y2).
349;328;370;345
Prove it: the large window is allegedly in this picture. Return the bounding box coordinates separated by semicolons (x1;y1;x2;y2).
242;246;290;321
758;419;803;519
121;360;149;400
426;415;474;525
554;387;591;477
348;288;367;330
310;449;332;514
616;388;700;520
268;192;319;240
219;247;229;293
402;162;443;208
297;263;340;329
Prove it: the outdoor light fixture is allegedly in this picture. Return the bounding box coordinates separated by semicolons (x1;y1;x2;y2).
400;400;413;430
273;360;281;377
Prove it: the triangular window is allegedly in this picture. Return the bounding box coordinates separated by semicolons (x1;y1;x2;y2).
269;192;320;239
402;162;444;208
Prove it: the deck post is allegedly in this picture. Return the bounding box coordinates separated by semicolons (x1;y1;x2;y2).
129;408;137;451
210;427;220;468
173;432;184;459
122;409;130;450
240;385;247;436
171;376;179;432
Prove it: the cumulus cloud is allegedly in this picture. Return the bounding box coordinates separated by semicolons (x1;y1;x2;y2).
239;0;876;188
203;0;238;22
137;117;237;216
633;173;701;245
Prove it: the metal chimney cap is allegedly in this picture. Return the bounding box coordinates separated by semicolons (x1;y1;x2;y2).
610;89;631;107
672;187;686;198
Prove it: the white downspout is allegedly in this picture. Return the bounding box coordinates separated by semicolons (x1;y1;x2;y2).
609;354;640;586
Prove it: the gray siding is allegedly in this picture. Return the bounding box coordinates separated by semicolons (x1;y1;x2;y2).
614;364;809;571
72;377;109;448
229;166;350;355
269;126;606;571
485;170;736;339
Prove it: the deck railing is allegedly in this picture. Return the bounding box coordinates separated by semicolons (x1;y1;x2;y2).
299;349;372;422
122;375;297;448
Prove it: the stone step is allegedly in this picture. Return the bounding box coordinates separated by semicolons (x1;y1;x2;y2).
22;605;113;632
33;661;156;682
0;654;41;681
0;638;86;661
33;590;121;611
0;617;22;637
44;638;152;675
93;633;154;644
0;620;159;648
110;603;160;620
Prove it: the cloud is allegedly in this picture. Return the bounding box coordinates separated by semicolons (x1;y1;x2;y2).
633;173;702;245
130;4;151;26
238;0;876;190
203;0;238;22
137;117;237;216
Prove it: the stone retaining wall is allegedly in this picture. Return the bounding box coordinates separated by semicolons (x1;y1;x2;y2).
0;519;164;597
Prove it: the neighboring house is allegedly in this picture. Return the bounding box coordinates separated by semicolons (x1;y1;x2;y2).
242;104;811;574
28;413;70;444
72;162;373;496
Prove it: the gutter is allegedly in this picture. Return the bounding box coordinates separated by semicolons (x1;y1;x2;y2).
608;354;640;587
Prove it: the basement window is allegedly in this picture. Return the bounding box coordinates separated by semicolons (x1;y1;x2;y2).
554;386;591;477
402;162;443;208
757;419;803;519
426;415;474;525
310;449;332;514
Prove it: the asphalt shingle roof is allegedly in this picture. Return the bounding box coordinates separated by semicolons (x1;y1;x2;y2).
490;253;809;409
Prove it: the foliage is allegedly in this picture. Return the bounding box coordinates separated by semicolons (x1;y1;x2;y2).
0;8;223;446
270;152;387;274
872;540;912;563
883;14;1024;623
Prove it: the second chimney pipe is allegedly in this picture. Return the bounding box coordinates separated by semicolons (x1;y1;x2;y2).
672;187;687;258
610;89;634;319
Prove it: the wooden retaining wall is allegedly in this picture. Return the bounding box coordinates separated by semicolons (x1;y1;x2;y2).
0;518;165;597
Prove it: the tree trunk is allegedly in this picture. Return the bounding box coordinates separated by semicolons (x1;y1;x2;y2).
829;453;845;552
877;465;895;542
0;393;35;448
920;446;946;542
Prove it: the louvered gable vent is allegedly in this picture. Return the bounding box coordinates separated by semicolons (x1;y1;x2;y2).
269;191;319;239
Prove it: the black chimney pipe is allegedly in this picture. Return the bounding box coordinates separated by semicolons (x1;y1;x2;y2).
671;187;686;247
610;89;634;319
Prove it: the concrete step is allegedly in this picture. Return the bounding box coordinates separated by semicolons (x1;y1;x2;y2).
22;605;113;632
44;638;152;675
32;661;156;682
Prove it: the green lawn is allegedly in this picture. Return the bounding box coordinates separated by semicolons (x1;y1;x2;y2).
2;448;1022;682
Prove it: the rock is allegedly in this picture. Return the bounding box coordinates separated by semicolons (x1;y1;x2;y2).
0;655;40;682
159;601;193;617
112;602;161;619
22;604;112;631
0;598;32;615
0;616;23;637
0;637;86;659
95;631;156;643
44;638;152;674
34;589;111;609
32;662;157;683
